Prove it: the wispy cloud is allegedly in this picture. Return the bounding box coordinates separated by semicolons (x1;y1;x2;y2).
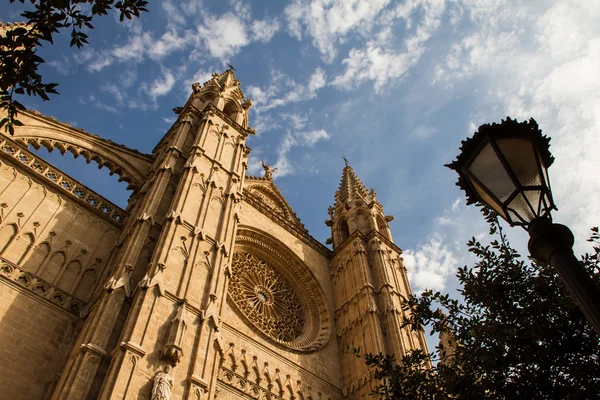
332;0;445;92
247;67;327;112
284;0;393;62
432;0;600;250
274;129;330;177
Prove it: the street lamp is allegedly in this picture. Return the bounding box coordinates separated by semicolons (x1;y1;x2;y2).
446;117;600;336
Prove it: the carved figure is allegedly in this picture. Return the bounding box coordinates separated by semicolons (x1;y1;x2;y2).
191;82;201;93
369;188;377;202
327;205;335;219
152;366;174;400
261;160;278;180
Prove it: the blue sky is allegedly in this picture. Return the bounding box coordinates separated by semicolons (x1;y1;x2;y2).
2;0;600;299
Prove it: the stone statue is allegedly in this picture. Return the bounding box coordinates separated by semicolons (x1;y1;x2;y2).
152;366;174;400
261;160;278;180
191;82;201;93
327;205;335;219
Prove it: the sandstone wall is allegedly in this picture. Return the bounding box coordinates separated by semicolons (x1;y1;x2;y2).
0;282;75;400
0;139;125;399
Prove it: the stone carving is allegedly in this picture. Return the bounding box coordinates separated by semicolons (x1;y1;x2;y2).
0;258;86;315
0;140;127;224
261;160;277;180
228;252;304;342
369;188;377;202
161;302;187;366
251;189;286;217
152;366;174;400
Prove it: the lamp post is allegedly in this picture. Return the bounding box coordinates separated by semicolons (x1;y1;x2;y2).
446;117;600;336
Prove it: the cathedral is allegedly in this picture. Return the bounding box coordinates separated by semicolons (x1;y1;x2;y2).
0;69;427;399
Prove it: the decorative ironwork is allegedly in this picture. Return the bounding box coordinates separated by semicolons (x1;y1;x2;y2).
228;252;304;342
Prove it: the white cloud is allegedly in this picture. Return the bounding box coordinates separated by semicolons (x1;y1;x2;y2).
281;113;308;130
181;0;203;15
284;0;393;62
162;1;187;27
308;67;327;92
196;13;249;59
251;18;280;42
247;155;263;176
411;125;437;140
248;67;327;112
432;0;600;252
332;45;417;92
332;0;445;92
112;31;153;63
404;234;458;293
274;129;330;178
298;129;330;146
148;29;191;61
147;69;176;99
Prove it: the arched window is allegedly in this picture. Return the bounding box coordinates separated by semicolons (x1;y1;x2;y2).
223;102;238;120
338;219;350;244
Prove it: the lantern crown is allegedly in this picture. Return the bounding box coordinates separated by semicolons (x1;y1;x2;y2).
446;117;556;226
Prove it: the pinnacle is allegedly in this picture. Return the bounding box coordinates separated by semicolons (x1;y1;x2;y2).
333;164;373;208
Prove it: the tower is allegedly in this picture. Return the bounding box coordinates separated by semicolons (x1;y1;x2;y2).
327;162;429;397
51;68;254;399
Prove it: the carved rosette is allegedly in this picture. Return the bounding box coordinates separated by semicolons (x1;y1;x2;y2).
229;252;304;342
228;228;332;352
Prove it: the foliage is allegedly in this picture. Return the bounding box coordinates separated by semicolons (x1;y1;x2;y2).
0;0;148;134
367;210;600;399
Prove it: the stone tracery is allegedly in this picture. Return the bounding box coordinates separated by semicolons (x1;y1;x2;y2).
229;228;332;352
229;252;304;342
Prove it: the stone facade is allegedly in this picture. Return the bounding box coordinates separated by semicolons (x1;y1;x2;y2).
0;69;427;399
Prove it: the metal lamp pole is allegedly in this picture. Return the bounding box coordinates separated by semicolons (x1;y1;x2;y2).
528;218;600;335
446;117;600;337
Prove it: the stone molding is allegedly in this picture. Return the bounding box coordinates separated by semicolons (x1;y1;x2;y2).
218;339;341;400
0;257;86;316
243;189;331;257
6;109;153;190
331;229;402;257
0;138;128;226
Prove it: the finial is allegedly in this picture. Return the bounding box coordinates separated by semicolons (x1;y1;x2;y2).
343;155;350;166
261;160;278;180
227;63;236;71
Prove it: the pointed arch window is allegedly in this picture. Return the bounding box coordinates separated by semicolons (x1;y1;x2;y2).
223;102;238;121
338;219;350;244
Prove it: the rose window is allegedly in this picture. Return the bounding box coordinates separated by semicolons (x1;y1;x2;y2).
228;252;304;342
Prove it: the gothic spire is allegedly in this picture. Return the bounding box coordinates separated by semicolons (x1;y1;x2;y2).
334;162;373;208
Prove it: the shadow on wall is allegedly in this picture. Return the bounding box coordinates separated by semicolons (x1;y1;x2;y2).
0;149;128;399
